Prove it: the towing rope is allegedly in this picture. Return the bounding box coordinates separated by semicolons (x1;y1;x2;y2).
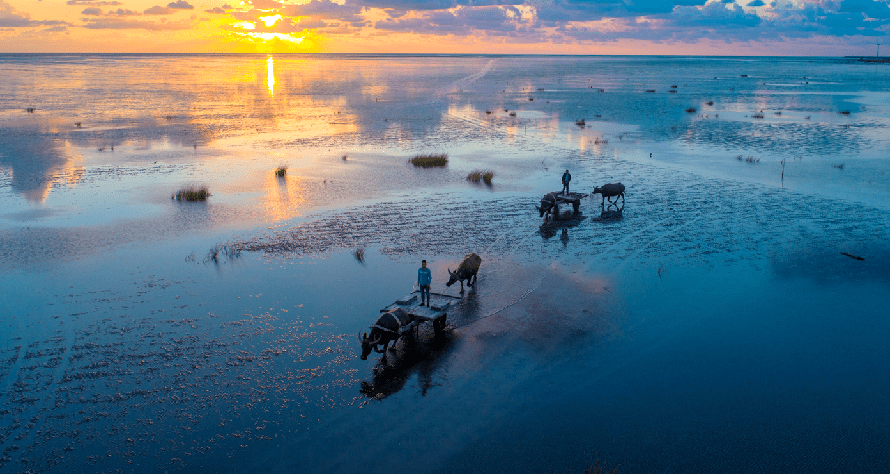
450;273;545;329
450;226;546;330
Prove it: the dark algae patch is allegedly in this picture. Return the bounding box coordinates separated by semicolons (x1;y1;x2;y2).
409;153;449;168
173;186;210;201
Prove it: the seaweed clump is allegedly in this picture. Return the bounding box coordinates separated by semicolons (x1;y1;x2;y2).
173;186;210;201
410;154;448;168
467;170;494;185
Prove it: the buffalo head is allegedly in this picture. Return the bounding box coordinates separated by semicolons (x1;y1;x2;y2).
445;268;457;287
359;332;379;360
537;193;557;218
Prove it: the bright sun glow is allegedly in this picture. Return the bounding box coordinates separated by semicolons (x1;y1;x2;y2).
267;56;275;96
259;14;282;27
247;32;303;43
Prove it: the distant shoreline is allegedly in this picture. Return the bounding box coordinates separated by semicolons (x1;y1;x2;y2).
844;56;891;63
0;52;886;60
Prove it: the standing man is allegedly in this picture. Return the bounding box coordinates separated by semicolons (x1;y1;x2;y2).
418;259;432;307
562;169;571;195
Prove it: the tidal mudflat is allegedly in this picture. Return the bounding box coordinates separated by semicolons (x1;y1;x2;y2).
0;55;888;473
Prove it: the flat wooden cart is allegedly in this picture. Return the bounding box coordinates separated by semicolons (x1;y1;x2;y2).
553;191;588;212
540;191;589;220
380;290;460;336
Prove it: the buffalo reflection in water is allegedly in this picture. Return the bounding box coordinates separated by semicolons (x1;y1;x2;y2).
592;202;624;222
538;210;584;240
360;330;456;401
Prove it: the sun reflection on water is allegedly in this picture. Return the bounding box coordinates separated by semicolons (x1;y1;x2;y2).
267;56;275;97
262;171;307;223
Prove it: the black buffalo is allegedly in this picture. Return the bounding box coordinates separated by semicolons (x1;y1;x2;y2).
359;308;419;361
591;183;625;206
536;192;561;220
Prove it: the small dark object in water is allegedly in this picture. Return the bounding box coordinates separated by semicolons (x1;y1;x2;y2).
840;252;864;261
591;183;625;206
446;253;481;293
686;107;696;113
575;118;586;126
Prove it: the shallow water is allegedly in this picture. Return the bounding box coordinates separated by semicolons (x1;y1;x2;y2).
0;55;888;473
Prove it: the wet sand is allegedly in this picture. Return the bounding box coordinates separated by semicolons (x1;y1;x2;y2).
0;55;888;473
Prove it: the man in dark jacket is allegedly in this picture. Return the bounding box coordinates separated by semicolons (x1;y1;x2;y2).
562;170;571;195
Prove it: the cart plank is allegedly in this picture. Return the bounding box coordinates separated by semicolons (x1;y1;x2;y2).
381;291;461;320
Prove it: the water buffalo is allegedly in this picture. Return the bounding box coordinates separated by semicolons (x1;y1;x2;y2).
535;192;560;220
446;253;481;293
359;307;418;361
591;183;625;205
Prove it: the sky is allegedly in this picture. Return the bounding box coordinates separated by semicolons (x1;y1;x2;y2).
0;0;888;54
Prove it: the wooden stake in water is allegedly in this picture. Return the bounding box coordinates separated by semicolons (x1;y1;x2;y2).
781;158;785;187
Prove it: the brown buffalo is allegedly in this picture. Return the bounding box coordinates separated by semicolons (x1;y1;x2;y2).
446;253;481;293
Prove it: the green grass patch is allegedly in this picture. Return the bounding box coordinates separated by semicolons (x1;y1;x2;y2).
173;186;210;201
409;154;448;168
467;170;494;184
